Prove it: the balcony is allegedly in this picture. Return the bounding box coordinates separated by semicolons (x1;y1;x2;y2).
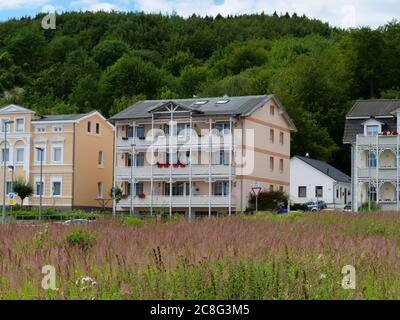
117;195;235;208
357;135;399;147
358;167;398;180
116;164;233;180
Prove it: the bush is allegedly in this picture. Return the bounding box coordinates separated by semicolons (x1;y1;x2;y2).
121;216;143;226
248;191;288;211
65;229;96;251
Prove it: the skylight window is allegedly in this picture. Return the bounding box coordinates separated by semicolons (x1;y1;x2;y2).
216;99;230;104
194;100;208;105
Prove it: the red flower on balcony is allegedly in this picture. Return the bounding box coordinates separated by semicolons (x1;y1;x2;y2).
138;193;146;199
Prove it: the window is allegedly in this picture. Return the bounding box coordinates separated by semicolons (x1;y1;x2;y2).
135;182;144;196
218;151;229;165
52;146;62;163
214;182;229;196
336;188;339;198
280;132;284;145
298;186;307;198
87;121;92;133
0;119;9;132
16;119;24;132
36;126;46;133
367;151;377;168
35;180;44;196
269;185;274;191
135;126;145;139
215;123;230;134
194;100;208;105
165;182;190;196
279;186;284;192
269;156;274;171
5;181;12;195
16;148;24;163
96;123;100;134
136;153;145;167
97;182;103;198
98;151;104;166
270;105;275;116
270;129;275;143
51;179;62;197
1;148;9;163
315;186;323;198
366;125;379;136
53;126;63;133
279;159;284;173
176;123;189;136
216;99;230;104
35;147;45;163
368;186;377;202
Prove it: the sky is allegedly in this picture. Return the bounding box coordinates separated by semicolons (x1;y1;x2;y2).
0;0;398;28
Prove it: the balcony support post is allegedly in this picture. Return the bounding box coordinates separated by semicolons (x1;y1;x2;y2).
376;135;380;206
397;134;399;212
208;118;212;217
130;122;136;216
150;114;154;216
229;117;233;216
189;112;193;219
169;105;173;217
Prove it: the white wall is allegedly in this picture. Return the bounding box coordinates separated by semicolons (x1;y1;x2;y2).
290;157;350;205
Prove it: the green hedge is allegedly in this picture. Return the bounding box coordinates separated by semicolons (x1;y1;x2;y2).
7;208;97;221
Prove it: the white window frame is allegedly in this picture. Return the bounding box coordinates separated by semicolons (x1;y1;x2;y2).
36;126;46;133
15;118;25;132
15;148;24;164
97;182;104;199
363;119;382;136
1;147;9;163
34;145;46;164
34;176;45;197
98;151;104;167
52;125;63;133
51;144;63;164
50;176;62;198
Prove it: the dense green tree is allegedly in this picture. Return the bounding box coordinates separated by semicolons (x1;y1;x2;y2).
92;39;129;68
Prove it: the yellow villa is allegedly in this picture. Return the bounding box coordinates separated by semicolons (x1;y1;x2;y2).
0;104;114;210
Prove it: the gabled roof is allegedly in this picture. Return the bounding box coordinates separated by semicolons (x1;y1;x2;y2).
293;156;351;183
110;95;297;131
343;99;399;144
0;104;36;114
32;113;89;122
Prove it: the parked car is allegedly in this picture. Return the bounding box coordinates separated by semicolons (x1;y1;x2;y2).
305;201;319;212
344;202;352;212
318;201;328;210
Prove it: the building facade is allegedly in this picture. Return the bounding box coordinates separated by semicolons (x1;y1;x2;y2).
343;99;400;211
111;95;297;217
0;104;114;209
290;156;351;207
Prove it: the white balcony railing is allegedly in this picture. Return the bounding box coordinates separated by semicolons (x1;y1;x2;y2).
116;165;232;179
117;195;235;208
357;135;399;146
358;167;397;180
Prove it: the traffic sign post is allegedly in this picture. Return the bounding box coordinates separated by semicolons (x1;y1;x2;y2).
251;185;262;213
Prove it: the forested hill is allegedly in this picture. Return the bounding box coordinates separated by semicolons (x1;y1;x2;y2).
1;12;400;172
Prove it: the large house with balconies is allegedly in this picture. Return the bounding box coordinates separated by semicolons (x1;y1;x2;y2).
344;99;400;211
110;95;297;218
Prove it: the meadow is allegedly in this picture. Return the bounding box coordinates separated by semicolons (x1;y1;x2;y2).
1;212;400;300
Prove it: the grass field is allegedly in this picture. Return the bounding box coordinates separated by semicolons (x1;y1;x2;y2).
1;212;400;300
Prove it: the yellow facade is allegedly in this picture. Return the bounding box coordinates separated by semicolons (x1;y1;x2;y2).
0;105;114;210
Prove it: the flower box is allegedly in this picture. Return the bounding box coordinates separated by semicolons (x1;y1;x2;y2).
138;193;146;199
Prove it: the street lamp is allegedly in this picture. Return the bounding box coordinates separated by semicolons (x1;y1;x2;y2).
8;165;14;216
35;147;44;221
2;120;13;225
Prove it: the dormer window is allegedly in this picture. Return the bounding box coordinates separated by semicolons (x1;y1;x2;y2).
366;125;379;136
363;119;382;136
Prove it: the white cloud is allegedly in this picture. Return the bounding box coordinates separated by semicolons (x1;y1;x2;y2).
0;0;50;9
70;0;121;12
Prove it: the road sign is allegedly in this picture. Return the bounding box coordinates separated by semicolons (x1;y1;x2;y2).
251;186;262;197
8;193;15;206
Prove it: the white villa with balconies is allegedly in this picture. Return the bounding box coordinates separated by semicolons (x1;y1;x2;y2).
344;100;400;211
110;95;297;218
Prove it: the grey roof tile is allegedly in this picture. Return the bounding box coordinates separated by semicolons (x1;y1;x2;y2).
294;156;351;183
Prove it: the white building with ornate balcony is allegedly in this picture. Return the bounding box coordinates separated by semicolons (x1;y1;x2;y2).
110;95;297;218
344;99;400;211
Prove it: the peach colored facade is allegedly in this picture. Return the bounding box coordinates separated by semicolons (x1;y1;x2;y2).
112;95;296;216
0;105;114;210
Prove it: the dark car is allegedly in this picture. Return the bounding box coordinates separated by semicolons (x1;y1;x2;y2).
318;201;327;210
344;202;352;212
